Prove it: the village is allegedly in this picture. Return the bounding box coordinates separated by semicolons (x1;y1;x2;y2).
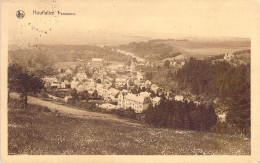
42;52;191;114
39;47;244;120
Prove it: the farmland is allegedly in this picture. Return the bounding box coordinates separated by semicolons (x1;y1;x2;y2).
118;38;250;61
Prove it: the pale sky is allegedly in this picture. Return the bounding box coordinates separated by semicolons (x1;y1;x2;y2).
4;0;260;45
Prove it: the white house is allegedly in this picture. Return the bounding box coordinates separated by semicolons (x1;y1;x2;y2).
224;53;235;61
139;92;151;97
92;58;103;62
118;92;151;113
152;97;161;106
71;80;79;89
175;95;184;101
64;95;72;103
151;84;160;93
65;68;72;75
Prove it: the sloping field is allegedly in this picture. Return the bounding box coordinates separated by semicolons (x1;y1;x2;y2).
8;99;250;155
162;40;250;58
119;39;250;61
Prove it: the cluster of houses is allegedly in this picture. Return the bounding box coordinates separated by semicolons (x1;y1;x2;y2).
43;57;198;113
224;53;235;61
145;60;186;68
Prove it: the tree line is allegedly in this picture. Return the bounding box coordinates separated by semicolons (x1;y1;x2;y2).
175;58;250;134
143;96;217;131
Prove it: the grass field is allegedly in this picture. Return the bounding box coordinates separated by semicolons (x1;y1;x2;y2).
164;40;250;58
8;99;250;155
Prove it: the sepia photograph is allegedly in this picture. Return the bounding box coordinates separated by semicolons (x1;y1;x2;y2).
1;0;260;162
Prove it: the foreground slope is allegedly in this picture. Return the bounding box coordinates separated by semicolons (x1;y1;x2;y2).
8;99;250;155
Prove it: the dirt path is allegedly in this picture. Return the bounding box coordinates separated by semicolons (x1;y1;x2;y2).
9;93;141;127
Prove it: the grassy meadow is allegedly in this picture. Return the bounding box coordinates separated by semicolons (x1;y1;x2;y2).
8;99;250;155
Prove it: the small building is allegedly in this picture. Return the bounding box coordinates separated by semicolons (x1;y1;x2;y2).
65;68;73;75
152;97;161;106
91;58;104;65
76;59;84;65
64;95;72;103
175;95;184;101
71;80;79;89
224;53;235;61
92;58;103;62
115;77;127;88
145;80;152;88
139;92;151;97
151;84;160;93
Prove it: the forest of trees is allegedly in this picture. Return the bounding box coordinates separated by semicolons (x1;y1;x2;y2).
144;96;217;131
119;41;181;61
175;58;250;134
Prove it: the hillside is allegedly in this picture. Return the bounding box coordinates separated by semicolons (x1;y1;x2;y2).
8;44;132;69
118;38;250;61
8;98;250;155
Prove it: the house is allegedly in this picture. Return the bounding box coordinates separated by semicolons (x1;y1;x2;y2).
75;72;88;82
175;95;184;101
118;92;151;113
136;72;144;81
91;58;104;65
58;82;66;89
170;61;177;66
92;72;104;82
103;88;120;101
194;101;201;105
145;80;152;88
145;62;151;67
108;88;120;97
92;58;103;62
76;58;83;65
65;68;73;75
77;84;85;92
115;77;127;88
58;73;66;80
64;95;72;103
43;77;58;86
50;83;58;89
224;53;235;61
130;62;136;71
151;84;160;93
139;92;151;97
71;80;79;89
152;97;161;106
127;78;136;89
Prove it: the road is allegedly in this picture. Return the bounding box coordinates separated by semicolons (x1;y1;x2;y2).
9;92;141;127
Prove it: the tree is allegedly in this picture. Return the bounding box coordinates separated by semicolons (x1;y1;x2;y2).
80;90;89;101
92;90;99;99
35;53;53;68
157;66;161;73
8;64;44;108
145;72;153;80
71;88;78;100
132;57;137;63
164;60;170;68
